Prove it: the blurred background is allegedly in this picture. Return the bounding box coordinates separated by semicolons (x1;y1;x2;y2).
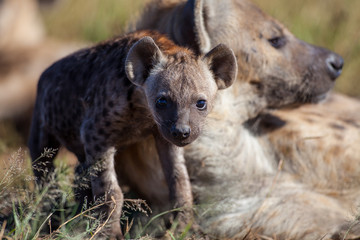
0;0;359;157
40;0;360;96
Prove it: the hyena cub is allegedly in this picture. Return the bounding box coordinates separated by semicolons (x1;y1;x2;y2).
28;30;237;238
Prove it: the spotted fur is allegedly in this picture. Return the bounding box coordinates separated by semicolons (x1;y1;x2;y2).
28;30;237;238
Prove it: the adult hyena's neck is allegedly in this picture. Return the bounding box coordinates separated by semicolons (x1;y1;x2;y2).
185;86;277;187
209;82;267;123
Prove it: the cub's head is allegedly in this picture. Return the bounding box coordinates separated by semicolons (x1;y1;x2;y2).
125;36;237;146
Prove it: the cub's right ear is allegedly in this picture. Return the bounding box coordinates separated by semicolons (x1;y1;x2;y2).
125;36;164;87
203;44;238;90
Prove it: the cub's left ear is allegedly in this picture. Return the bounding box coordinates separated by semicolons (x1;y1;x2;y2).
203;44;238;90
125;36;164;87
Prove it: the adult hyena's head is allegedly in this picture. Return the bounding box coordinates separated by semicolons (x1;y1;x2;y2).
136;0;344;113
209;0;344;109
125;35;237;146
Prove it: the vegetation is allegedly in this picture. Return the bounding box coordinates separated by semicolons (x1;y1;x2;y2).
0;148;196;239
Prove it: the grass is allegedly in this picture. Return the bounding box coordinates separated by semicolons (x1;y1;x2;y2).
0;148;199;239
0;148;101;239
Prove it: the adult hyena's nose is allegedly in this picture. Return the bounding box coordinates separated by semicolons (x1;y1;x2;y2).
171;125;191;140
326;53;344;80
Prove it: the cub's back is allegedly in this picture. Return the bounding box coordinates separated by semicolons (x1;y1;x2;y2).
34;31;171;148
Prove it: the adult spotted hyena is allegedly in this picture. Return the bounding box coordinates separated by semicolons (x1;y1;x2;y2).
113;0;360;239
28;30;237;238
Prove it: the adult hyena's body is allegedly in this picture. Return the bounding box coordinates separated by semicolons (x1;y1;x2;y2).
114;0;360;239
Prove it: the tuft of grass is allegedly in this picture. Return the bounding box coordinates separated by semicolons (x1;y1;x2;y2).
0;148;199;239
0;149;153;239
0;148;100;239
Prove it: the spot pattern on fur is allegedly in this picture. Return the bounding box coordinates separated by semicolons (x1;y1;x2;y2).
28;29;237;238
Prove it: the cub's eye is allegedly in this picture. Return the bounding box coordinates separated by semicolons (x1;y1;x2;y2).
268;36;286;49
156;97;168;108
196;100;207;110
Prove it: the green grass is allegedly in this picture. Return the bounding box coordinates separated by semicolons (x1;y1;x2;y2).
0;148;198;239
0;148;99;239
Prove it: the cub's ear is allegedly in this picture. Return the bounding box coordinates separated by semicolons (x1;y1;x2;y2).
125;36;164;87
203;44;238;90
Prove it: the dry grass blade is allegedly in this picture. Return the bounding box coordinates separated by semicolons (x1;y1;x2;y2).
33;212;54;240
52;198;114;234
124;218;134;236
89;196;117;240
0;220;7;239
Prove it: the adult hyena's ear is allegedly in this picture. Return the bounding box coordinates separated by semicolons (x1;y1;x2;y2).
125;36;164;87
177;0;211;54
203;44;238;90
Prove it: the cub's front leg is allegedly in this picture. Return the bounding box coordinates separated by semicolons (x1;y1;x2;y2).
81;119;123;239
153;132;194;231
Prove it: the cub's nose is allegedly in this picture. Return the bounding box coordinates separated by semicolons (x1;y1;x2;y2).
171;125;191;140
326;53;344;80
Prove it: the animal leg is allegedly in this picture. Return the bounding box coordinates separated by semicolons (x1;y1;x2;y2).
153;133;194;233
83;145;123;239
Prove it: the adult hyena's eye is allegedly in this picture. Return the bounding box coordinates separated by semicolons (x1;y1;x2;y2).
268;36;286;49
196;100;207;110
156;97;168;108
